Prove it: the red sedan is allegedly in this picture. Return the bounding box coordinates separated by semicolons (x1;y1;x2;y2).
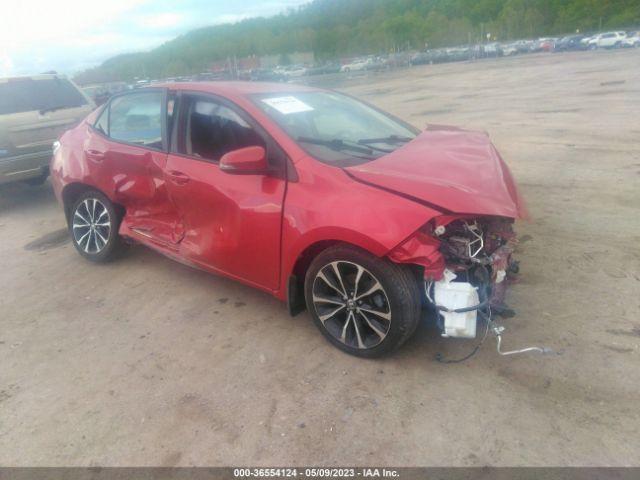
51;82;527;357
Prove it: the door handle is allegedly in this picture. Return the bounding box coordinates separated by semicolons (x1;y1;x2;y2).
86;149;105;162
168;170;190;185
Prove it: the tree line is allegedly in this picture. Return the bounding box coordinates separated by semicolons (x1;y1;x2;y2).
75;0;640;84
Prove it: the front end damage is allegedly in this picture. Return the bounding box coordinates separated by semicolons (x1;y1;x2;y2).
389;215;550;359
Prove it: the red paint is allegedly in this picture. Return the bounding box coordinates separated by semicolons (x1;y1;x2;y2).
220;146;269;174
387;231;445;280
346;125;528;219
162;150;285;290
51;82;527;303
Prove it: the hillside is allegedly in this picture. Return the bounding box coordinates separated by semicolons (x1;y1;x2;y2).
75;0;640;83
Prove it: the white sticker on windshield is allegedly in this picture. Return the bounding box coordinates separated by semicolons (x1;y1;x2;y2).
261;96;314;115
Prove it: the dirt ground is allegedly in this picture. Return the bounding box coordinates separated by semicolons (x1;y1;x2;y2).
1;49;639;467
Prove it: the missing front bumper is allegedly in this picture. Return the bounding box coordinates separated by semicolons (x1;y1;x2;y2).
424;272;553;361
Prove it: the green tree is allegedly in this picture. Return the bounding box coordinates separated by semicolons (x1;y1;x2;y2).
73;0;640;84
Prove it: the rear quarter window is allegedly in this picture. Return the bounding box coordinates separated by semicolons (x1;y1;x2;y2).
108;92;163;149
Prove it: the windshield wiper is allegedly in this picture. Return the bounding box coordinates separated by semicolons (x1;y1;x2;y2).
297;136;376;156
357;135;413;145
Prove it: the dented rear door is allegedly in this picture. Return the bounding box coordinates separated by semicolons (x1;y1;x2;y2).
86;89;185;247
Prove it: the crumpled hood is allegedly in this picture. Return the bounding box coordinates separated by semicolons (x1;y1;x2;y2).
345;125;528;219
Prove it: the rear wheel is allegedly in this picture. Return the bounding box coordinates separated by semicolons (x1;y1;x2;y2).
70;190;124;262
305;245;421;358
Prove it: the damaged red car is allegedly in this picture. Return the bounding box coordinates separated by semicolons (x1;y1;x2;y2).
51;82;527;357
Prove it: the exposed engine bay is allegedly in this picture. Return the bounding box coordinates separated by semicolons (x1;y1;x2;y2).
424;217;518;340
434;216;519;313
388;215;551;360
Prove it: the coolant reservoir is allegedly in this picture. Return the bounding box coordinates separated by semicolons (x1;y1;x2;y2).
434;281;479;338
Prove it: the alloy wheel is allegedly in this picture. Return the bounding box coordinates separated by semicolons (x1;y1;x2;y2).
72;198;111;254
312;261;391;350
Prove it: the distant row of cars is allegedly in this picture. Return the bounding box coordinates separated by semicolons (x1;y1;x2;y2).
79;29;640;107
554;31;639;50
409;30;640;66
265;56;392;78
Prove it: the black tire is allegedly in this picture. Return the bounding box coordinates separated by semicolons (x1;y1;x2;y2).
69;190;124;263
304;245;421;358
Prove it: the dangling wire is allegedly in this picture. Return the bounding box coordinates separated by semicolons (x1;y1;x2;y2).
435;307;492;363
433;283;493;364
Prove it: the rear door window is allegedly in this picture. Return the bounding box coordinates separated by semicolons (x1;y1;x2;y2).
107;92;164;149
0;77;88;115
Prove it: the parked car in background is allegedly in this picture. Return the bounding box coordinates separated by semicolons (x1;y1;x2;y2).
249;69;287;82
305;63;341;76
0;74;94;185
622;31;640;47
340;57;373;72
502;42;520;56
83;85;111;106
282;65;308;78
365;56;388;71
51;82;527;357
447;46;473;62
580;35;595;48
518;40;537;53
383;52;411;68
410;50;444;65
534;38;557;52
501;40;535;54
482;42;504;57
409;51;427;66
555;35;586;51
82;82;128;106
587;32;626;49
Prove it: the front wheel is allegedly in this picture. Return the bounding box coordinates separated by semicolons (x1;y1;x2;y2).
70;190;124;262
305;245;421;358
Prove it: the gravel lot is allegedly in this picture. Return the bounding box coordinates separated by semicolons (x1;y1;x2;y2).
1;49;639;467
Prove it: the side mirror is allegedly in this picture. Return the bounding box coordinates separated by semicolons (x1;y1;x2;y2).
220;146;268;175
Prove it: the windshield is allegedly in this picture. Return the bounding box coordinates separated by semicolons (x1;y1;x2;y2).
0;77;88;116
253;91;419;165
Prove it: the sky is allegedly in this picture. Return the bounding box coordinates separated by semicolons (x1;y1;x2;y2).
0;0;308;76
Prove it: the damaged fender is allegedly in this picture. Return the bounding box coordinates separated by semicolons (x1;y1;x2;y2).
387;230;445;280
387;215;520;311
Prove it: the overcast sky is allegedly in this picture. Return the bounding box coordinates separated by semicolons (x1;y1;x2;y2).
0;0;308;76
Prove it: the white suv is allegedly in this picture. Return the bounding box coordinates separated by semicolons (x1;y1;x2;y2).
587;32;626;49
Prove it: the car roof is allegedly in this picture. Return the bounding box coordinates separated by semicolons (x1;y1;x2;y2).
153;81;321;97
